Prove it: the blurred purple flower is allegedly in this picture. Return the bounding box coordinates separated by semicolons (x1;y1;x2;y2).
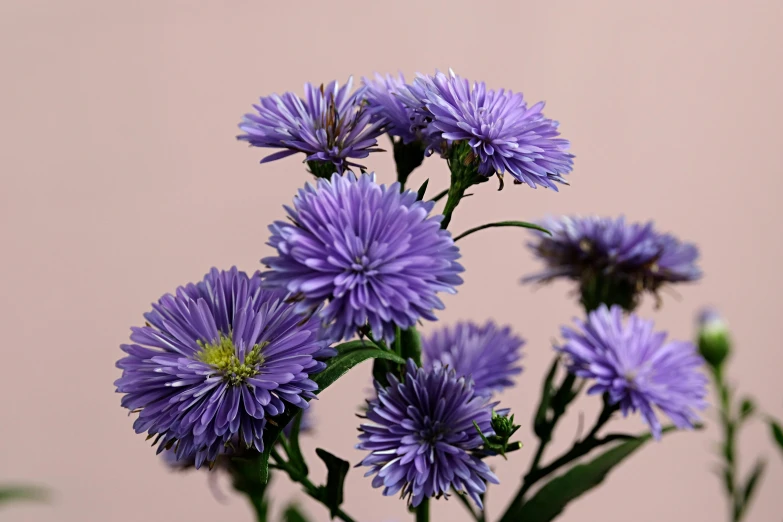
362;73;419;144
423;321;524;397
558;305;708;439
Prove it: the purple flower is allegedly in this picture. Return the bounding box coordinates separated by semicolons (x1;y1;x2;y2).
261;172;464;343
357;360;499;508
399;69;574;189
524;216;701;305
558;305;708;439
362;73;419;144
423;321;524;397
115;267;334;468
237;78;386;174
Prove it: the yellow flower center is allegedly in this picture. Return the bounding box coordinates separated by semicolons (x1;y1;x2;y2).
197;334;267;386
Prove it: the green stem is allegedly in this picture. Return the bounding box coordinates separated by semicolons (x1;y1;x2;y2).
500;400;618;522
228;455;270;522
713;368;742;522
415;497;430;522
271;449;357;522
440;181;466;229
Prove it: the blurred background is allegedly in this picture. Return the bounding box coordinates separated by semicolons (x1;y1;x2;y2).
1;1;782;521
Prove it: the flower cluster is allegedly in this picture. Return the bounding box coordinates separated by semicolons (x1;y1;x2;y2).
558;304;708;438
115;267;333;467
261;171;464;343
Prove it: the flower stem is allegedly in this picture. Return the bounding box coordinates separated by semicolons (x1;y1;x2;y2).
713;367;743;521
415;497;430;522
270;449;358;522
499;399;619;522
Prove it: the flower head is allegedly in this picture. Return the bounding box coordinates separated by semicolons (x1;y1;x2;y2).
558;305;708;438
362;73;419;144
115;267;334;468
357;360;499;508
399;69;574;189
524;215;701;309
696;307;731;368
262;172;464;343
238;78;386;175
423;321;524;397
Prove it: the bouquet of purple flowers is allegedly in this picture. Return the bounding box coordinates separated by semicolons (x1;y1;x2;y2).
110;70;783;522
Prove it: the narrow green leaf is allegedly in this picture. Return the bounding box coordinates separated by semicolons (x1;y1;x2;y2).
738;398;755;423
416;179;429;201
316;448;350;518
770;419;783;457
287;410;308;476
741;459;766;509
254;347;406;483
453;221;551;242
283;503;311;522
0;485;49;505
429;188;449;203
400;327;422;367
533;358;560;438
333;339;377;354
514;427;678;522
313;348;405;391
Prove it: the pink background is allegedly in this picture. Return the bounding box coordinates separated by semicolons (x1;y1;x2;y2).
1;1;782;521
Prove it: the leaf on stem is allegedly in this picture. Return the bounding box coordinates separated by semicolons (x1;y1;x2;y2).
315;448;350;519
287;410;309;476
283;504;311;522
400;327;422;367
416;179;429;201
740;459;766;511
533;358;560;438
515;426;680;522
0;485;49;506
770;419;783;458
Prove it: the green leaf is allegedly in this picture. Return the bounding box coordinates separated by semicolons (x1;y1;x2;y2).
287;410;308;476
515;427;678;522
0;485;49;506
453;220;551;242
739;398;755;422
416;179;429;201
283;503;311;522
313;348;405;391
255;346;405;483
770;419;783;458
315;448;350;519
400;327;422;367
533;358;560;438
740;459;766;510
429;188;449;203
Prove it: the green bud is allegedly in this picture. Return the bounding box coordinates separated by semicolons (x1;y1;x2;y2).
697;308;731;368
491;412;520;440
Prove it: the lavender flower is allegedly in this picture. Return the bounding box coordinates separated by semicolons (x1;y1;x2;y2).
357;360;499;508
115;267;334;468
237;78;386;175
558;305;708;438
423;321;524;397
524;215;701;308
399;69;574;189
262;172;464;343
362;73;419;144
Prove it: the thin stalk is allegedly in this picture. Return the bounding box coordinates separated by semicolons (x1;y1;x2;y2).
415;497;429;522
454;491;480;521
270;449;357;522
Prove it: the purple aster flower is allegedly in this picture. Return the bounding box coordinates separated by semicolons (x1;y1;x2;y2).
398;69;574;189
237;78;386;175
357;360;499;508
524;215;701;308
261;172;464;343
422;321;524;397
115;267;334;468
558;305;708;439
362;73;419;144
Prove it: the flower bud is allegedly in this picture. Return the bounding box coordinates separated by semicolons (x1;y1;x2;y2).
697;308;731;369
